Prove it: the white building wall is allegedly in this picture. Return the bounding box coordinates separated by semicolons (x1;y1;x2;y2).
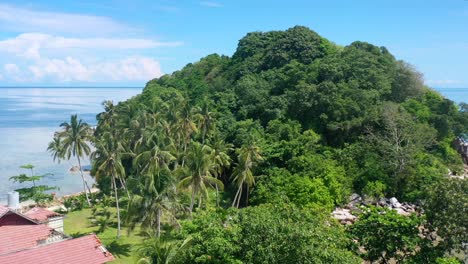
46;216;64;232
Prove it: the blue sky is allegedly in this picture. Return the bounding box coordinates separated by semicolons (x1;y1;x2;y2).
0;0;467;87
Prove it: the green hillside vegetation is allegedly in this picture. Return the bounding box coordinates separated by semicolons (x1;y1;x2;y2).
53;26;468;263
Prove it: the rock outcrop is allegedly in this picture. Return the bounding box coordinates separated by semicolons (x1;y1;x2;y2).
332;194;418;224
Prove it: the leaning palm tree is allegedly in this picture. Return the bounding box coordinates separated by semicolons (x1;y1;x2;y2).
92;132;127;238
55;114;93;206
231;143;263;208
177;142;223;213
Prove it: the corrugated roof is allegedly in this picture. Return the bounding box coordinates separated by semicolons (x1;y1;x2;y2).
25;207;63;222
0;224;55;255
0;234;114;264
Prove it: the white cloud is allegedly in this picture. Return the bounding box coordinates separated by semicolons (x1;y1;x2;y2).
23;56;163;83
4;63;20;74
200;1;223;8
3;63;24;81
0;4;133;35
0;33;182;60
0;4;181;84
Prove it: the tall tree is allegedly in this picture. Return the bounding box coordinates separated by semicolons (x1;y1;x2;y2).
178;142;223;213
92;132;127;238
54;114;93;206
232;143;263;208
47;136;64;163
198;100;216;144
210;137;233;206
132;138;176;237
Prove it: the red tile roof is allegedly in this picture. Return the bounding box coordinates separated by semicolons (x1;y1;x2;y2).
25;207;63;222
0;234;115;264
0;224;54;254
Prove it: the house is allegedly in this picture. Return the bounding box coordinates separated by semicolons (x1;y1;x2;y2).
25;207;65;232
0;204;114;263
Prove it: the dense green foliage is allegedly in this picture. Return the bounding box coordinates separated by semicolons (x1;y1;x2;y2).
175;204;360;264
349;206;423;263
51;26;468;262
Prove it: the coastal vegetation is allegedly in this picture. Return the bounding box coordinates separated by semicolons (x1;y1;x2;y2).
9;164;56;204
52;26;468;263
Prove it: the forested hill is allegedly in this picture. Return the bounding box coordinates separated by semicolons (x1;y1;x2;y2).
89;26;468;263
112;26;467;203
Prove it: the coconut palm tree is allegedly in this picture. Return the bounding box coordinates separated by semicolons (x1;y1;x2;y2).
126;175;179;238
231;143;263;208
198;100;216;144
178;101;199;166
136;235;192;264
177;142;223;213
210;138;233;206
55;114;93;206
132;137;177;237
92;132;127;238
47;136;64;163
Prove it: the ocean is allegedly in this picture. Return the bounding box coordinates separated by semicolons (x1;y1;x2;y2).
0;87;141;203
0;87;466;204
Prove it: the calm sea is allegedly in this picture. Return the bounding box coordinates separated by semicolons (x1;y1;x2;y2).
0;87;466;204
0;87;141;203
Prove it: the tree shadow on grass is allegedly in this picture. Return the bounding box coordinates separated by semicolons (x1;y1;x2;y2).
69;232;89;238
106;240;132;258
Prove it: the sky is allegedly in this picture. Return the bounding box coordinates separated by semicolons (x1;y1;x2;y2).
0;0;467;87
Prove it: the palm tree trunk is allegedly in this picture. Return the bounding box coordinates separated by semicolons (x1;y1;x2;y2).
118;175;130;199
112;173;121;238
189;188;195;214
156;208;161;238
77;156;91;206
232;185;242;208
202;124;207;145
245;186;250;207
236;185;243;208
215;184;219;207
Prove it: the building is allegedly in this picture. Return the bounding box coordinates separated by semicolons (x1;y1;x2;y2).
25;207;65;232
0;205;114;264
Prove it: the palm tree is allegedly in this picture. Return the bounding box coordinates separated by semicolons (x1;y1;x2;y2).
92;132;127;238
132;139;177;237
47;136;64;163
210;138;233;207
198;100;215;144
136;236;192;264
231;143;263;208
96;100;120;139
178;101;199;166
177;142;223;213
126;177;179;238
55;114;93;206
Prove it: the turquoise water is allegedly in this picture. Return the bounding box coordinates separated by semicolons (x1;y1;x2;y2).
434;88;468;104
0;88;141;203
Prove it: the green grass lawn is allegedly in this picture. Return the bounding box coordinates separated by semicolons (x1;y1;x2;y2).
63;208;143;264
